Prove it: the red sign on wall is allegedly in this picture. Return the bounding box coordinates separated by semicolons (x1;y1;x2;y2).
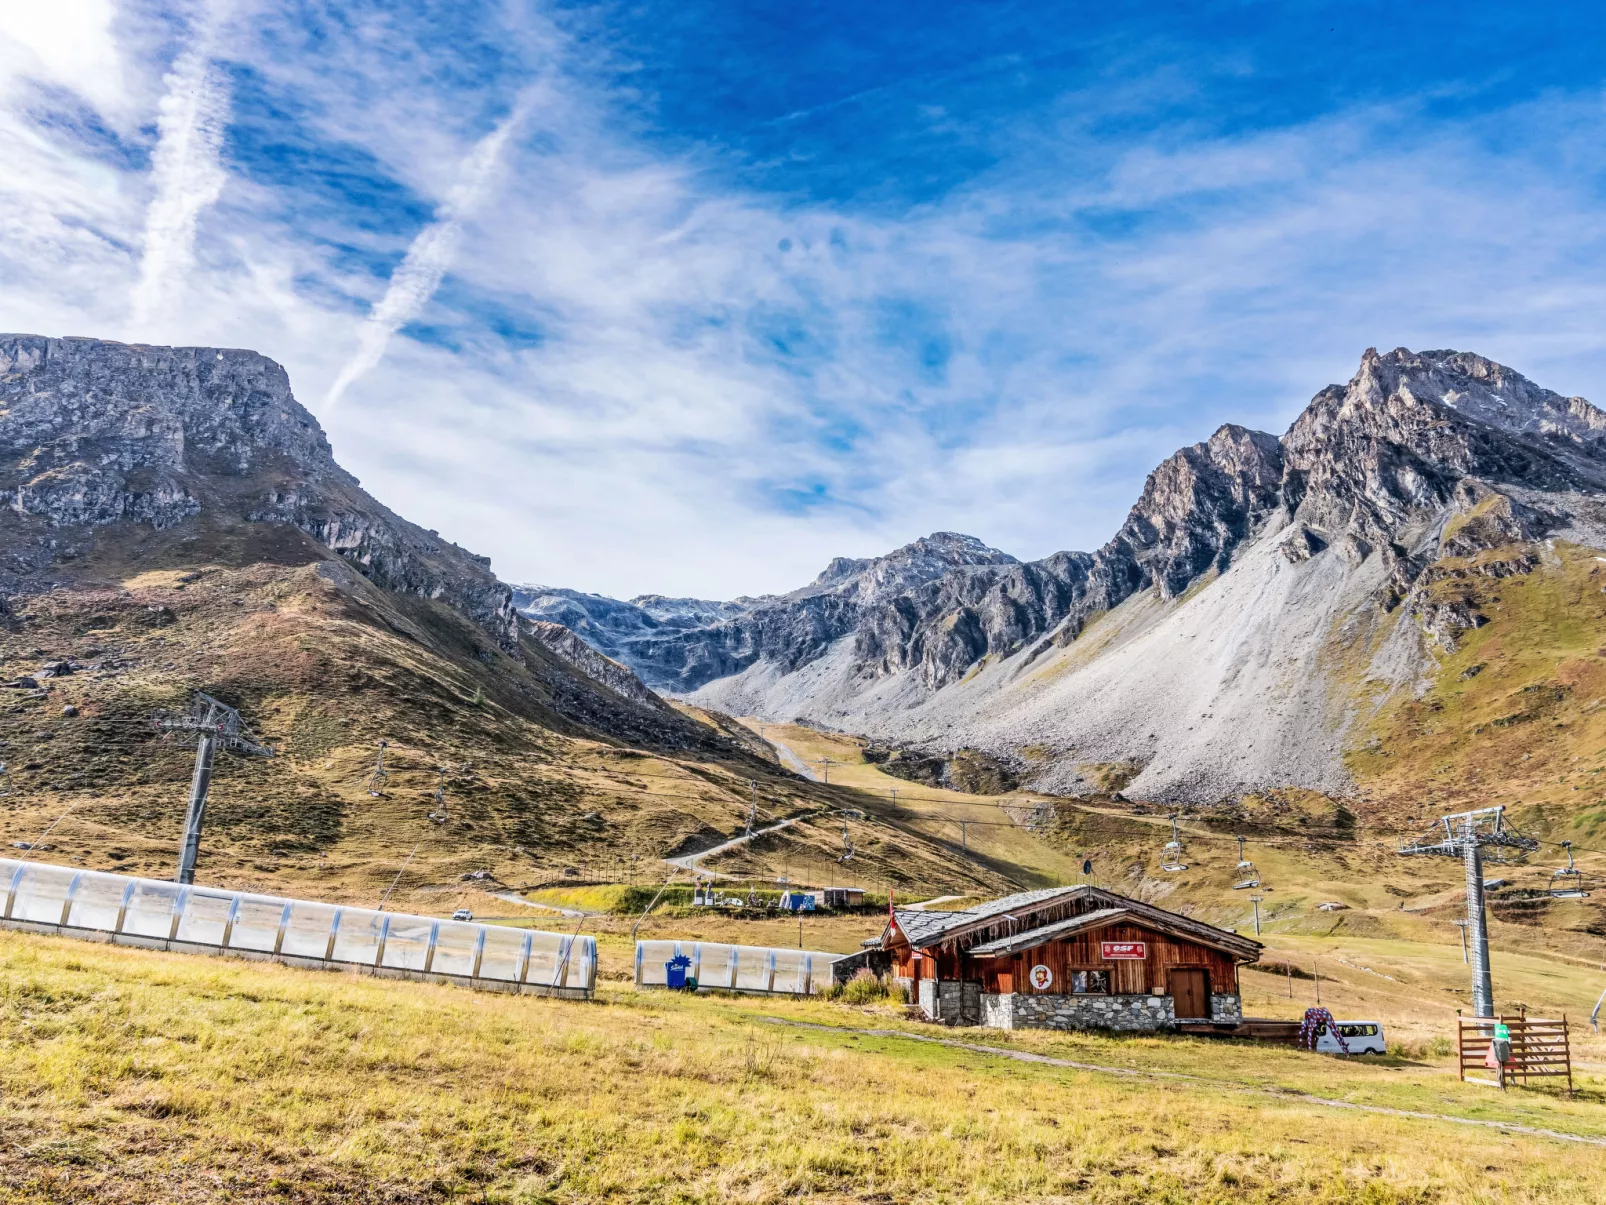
1101;941;1147;960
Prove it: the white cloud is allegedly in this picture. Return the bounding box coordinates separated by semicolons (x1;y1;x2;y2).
0;0;126;116
5;6;1606;601
324;90;537;407
128;14;231;331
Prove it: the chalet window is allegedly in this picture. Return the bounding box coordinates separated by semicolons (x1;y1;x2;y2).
1071;970;1110;995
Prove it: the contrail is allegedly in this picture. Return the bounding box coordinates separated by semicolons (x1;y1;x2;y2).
325;97;533;408
129;22;231;329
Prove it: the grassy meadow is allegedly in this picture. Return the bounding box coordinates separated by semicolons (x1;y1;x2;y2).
4;924;1606;1204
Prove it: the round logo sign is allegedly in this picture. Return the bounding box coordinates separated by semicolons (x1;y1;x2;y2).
1028;964;1053;991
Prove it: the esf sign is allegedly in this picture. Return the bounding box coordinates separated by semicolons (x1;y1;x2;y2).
1101;941;1146;960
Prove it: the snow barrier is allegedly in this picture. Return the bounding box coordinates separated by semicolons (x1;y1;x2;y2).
0;858;596;998
635;938;841;995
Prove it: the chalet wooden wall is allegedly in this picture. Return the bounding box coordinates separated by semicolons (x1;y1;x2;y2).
975;923;1238;996
892;922;1239;997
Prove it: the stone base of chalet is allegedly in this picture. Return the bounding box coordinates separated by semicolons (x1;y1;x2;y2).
977;991;1246;1032
982;991;1175;1031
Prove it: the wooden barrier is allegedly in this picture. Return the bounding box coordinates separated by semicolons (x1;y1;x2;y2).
1456;1014;1572;1095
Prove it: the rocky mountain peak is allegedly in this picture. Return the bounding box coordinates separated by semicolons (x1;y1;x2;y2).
1282;345;1606;548
0;334;517;647
1373;346;1606;444
800;531;1018;606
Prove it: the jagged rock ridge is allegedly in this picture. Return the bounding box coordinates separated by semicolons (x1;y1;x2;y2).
515;531;1021;691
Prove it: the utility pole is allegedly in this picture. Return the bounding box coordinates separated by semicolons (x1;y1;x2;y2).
890;787;897;815
1452;919;1469;964
155;692;275;885
746;780;758;839
1400;806;1537;1017
1249;895;1263;937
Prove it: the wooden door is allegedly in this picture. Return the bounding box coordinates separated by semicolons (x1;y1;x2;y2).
1169;968;1209;1020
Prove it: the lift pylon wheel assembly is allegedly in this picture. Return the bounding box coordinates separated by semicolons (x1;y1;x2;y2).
1549;841;1590;899
1160;814;1188;872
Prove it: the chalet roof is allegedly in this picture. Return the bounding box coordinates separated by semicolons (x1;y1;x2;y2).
890;909;970;946
885;885;1262;963
888;887;1082;950
966;908;1131;956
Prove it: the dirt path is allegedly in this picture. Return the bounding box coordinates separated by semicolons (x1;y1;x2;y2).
904;895;966;911
761;1018;1606;1147
491;892;590;917
665;817;799;879
763;733;819;780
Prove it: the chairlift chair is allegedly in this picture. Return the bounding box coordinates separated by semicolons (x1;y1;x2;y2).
1160;815;1188;872
1232;864;1261;890
427;767;449;825
1235;835;1253;869
1548;841;1591;899
365;740;389;798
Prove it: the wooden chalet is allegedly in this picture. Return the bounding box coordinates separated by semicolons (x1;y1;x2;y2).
880;886;1261;1031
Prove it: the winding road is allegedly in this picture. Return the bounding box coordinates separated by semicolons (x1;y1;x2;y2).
665;817;799;879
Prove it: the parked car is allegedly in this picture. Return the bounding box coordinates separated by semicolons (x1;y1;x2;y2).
1312;1019;1386;1055
451;908;473;921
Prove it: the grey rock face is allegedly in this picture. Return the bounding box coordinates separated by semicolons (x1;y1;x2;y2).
0;335;517;647
524;619;663;708
516;531;1020;691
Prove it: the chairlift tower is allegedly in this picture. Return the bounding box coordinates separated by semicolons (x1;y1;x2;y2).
1399;806;1537;1017
154;692;275;885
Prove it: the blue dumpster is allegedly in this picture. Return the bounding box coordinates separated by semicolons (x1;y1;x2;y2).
665;952;692;989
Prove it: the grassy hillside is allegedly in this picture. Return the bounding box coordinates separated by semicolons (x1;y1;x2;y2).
1343;540;1606;937
3;928;1604;1204
0;542;1021;914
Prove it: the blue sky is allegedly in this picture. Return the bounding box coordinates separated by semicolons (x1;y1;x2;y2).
4;2;1606;597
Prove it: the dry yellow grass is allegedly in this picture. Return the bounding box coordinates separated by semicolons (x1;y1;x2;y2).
4;927;1606;1203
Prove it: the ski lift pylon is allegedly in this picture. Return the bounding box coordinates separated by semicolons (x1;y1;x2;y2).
1548;841;1590;899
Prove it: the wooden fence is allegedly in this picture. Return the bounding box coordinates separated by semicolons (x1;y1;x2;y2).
1456;1014;1572;1095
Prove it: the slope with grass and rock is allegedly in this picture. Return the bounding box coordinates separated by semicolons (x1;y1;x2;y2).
0;334;1029;910
531;348;1606;824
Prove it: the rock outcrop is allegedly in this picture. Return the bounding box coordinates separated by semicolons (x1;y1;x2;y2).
0;335;518;647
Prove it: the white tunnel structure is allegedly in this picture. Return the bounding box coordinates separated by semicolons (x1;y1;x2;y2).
636;939;841;995
0;858;596;998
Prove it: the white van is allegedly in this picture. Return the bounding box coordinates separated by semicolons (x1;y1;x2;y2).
1312;1019;1387;1055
